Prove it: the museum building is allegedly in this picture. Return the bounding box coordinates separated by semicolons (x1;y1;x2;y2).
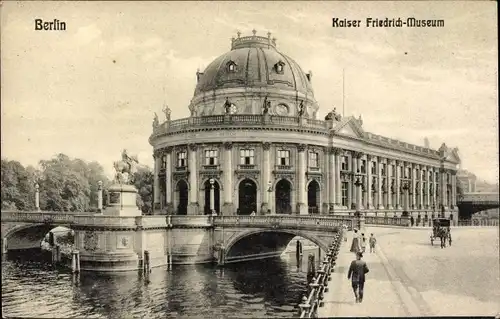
149;31;461;218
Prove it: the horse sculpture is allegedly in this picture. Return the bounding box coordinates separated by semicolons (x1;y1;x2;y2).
113;149;139;184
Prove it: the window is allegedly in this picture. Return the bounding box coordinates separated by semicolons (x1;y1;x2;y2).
341;156;349;171
277;150;290;165
227;60;237;72
416;169;420;180
399;166;403;178
161;154;167;169
360;160;366;173
391;165;395;176
422;170;426;181
405;167;411;179
177;151;187;167
435;172;439;182
275;60;285;74
240;149;255;165
342;182;349;207
381;163;387;176
309;152;319;168
371;162;377;175
204;150;218;165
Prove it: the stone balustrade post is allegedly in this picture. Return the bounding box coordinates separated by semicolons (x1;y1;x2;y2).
97;181;103;213
35;183;41;212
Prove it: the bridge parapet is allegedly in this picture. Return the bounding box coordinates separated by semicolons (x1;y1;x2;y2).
462;192;500;203
2;211;76;224
213;215;353;231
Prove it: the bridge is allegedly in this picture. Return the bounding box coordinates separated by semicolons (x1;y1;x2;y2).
1;211;355;271
458;192;500;218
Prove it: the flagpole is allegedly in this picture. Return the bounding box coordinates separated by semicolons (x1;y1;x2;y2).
342;68;345;117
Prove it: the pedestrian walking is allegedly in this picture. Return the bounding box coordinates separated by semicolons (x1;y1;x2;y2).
410;216;415;227
448;230;452;246
350;229;361;254
347;252;369;303
360;233;366;253
342;224;348;242
369;233;376;253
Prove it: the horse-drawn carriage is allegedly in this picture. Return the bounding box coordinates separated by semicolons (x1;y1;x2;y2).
431;218;450;246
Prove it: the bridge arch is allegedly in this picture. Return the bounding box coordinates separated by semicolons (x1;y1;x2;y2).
2;223;65;252
223;228;330;264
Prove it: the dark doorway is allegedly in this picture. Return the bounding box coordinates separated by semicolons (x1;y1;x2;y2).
307;180;320;214
238;179;257;215
204;179;221;214
275;179;292;214
177;180;188;215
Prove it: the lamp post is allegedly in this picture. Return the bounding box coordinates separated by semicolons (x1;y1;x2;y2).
267;181;273;215
209;178;215;214
35;183;40;212
97;181;103;213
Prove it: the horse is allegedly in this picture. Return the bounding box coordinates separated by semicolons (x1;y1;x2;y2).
438;228;448;249
113;156;138;184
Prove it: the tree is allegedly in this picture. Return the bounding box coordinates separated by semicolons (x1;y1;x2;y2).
1;159;36;210
133;166;153;214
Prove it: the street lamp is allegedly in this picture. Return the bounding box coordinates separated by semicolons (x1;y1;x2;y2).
267;181;272;215
354;170;363;218
209;178;215;214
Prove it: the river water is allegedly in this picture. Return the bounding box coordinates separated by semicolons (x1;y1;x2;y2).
2;244;322;318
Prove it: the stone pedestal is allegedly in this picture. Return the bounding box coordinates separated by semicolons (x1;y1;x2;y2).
297;202;308;215
105;184;142;216
222;203;234;216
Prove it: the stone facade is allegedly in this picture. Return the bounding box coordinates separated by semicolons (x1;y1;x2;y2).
149;32;460;218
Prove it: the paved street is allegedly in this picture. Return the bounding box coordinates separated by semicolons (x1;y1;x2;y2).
319;226;500;317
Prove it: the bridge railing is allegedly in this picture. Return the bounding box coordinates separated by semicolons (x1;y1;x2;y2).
1;211;77;223
364;216;410;227
298;229;343;318
213;215;354;230
457;219;499;227
170;215;212;227
73;215;138;228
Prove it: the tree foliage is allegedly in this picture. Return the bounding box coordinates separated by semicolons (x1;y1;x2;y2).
1;154;110;212
133;166;153;214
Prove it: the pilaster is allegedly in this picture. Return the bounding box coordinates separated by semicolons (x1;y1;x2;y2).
297;144;307;214
334;148;342;209
328;147;335;213
222;142;234;215
411;163;417;209
187;144;199;215
387;159;394;209
395;160;402;209
377;156;384;209
367;155;374;209
165;147;173;214
153;150;161;211
261;142;271;214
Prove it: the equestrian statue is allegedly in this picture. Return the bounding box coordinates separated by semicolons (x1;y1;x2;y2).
113;149;139;184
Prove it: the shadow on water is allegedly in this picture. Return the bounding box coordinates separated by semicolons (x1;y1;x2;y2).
2;247;321;318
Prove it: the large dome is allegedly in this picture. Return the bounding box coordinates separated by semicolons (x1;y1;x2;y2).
194;33;314;96
189;31;319;118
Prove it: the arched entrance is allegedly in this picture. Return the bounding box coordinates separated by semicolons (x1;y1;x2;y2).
238;179;257;215
275;179;292;214
177;180;188;215
204;179;221;214
307;180;320;214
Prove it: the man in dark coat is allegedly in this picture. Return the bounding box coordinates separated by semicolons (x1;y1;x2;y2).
347;252;370;303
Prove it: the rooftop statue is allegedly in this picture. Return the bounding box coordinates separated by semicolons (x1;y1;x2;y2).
224;97;232;114
298;100;305;117
152;112;159;129
162;104;171;122
325;107;342;121
262;96;270;115
358;115;363;127
113;149;139;185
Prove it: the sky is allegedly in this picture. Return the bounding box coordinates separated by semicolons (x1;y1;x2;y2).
1;1;498;184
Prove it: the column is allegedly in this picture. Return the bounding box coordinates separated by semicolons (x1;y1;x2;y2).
440;167;447;210
366;155;373;209
153;151;161;211
377;157;384;209
328;148;335;212
323;148;329;214
261;142;271;214
334;148;342;208
387;160;393;209
210;182;215;211
297;144;307;214
165;147;173;214
451;171;457;209
411;164;417;209
432;167;438;210
357;154;364;210
395;161;402;209
188;144;199;215
425;166;430;209
223;142;234;215
418;166;424;209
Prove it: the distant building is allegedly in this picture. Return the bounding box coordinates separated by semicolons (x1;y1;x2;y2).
457;169;477;193
149;32;461;217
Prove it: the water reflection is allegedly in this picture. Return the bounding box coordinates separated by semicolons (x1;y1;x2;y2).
2;247;320;318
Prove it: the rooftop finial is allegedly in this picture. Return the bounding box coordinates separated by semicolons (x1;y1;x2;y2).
272;37;277;44
267;31;271;38
237;31;241;38
252;29;257;36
